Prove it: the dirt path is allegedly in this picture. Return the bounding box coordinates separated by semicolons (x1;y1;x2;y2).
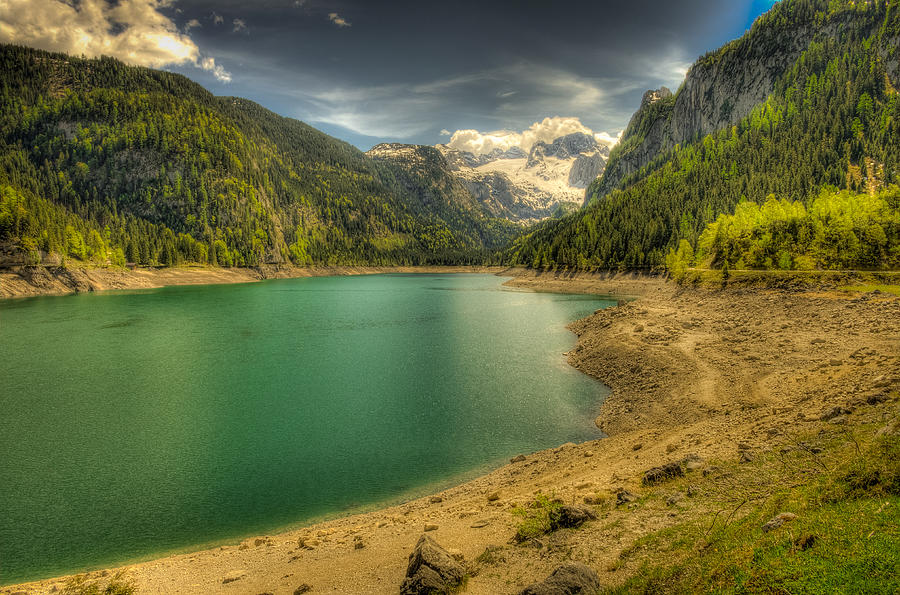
3;271;898;594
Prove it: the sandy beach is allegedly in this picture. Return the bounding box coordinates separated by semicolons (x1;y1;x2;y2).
2;269;898;594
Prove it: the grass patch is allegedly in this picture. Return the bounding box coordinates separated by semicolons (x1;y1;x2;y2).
599;423;900;594
840;284;900;296
510;493;563;542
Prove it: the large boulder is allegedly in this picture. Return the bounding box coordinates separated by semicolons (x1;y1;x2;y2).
520;562;601;594
400;534;465;595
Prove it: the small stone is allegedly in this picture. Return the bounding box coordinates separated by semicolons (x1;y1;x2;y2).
739;451;753;464
666;493;684;506
254;537;267;547
583;494;605;505
632;443;643;451
354;541;365;550
486;492;500;502
821;406;852;421
794;534;817;551
424;523;439;532
222;570;247;584
666;443;678;453
583;451;594;457
470;520;489;528
685;460;703;472
293;585;312;594
429;496;443;504
615;488;637;506
510;454;527;463
762;512;798;533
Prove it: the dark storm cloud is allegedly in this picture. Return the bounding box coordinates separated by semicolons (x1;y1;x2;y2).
1;0;779;148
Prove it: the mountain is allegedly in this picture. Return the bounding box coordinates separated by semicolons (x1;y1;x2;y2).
0;44;517;269
505;0;900;269
436;132;609;222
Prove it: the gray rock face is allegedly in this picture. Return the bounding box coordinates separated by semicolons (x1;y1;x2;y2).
520;562;601;595
527;132;599;167
568;152;606;188
400;534;465;595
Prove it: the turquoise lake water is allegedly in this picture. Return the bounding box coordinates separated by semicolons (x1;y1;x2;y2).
0;273;614;584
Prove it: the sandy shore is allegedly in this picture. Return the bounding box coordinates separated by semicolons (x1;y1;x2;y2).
3;270;898;594
0;264;510;299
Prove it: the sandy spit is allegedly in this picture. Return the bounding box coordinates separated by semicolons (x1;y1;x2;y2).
2;269;898;594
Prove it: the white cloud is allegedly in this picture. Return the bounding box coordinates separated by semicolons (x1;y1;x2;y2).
444;117;622;155
184;18;201;32
328;12;351;28
439;129;451;136
232;18;247;33
0;0;232;82
211;11;224;25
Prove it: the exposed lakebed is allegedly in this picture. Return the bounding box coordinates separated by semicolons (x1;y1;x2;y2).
0;273;614;584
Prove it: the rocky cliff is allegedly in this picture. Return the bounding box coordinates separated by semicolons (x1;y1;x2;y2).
587;0;880;203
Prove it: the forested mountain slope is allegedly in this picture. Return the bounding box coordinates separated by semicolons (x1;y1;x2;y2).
0;45;517;268
506;0;900;269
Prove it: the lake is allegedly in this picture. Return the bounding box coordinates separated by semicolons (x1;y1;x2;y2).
0;273;614;584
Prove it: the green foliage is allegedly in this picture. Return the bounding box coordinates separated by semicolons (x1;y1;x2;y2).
695;188;900;270
506;0;900;270
510;493;563;542
0;45;514;268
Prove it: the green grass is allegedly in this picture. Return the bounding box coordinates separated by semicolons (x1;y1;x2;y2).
840;284;900;296
510;493;563;542
600;423;900;594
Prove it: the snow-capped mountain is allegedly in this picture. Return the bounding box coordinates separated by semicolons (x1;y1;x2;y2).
436;132;609;222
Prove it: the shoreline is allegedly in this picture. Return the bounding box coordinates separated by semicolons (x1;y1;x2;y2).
0;264;514;300
3;271;898;594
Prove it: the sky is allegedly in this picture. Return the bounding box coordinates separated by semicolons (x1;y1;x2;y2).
0;0;779;152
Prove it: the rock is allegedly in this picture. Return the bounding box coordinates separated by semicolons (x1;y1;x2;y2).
549;505;597;530
486;492;500;502
666;443;679;454
293;585;312;594
615;488;637;506
424;523;439;532
510;454;527;463
739;451;753;464
762;512;798;533
254;537;267;546
632;443;643;451
666;493;684;506
520;562;601;595
685;460;703;472
642;462;684;485
820;406;852;421
400;535;466;595
222;570;247;584
583;494;605;505
429;496;443;503
470;520;490;528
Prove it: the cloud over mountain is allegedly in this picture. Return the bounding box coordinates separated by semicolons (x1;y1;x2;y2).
445;117;621;155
